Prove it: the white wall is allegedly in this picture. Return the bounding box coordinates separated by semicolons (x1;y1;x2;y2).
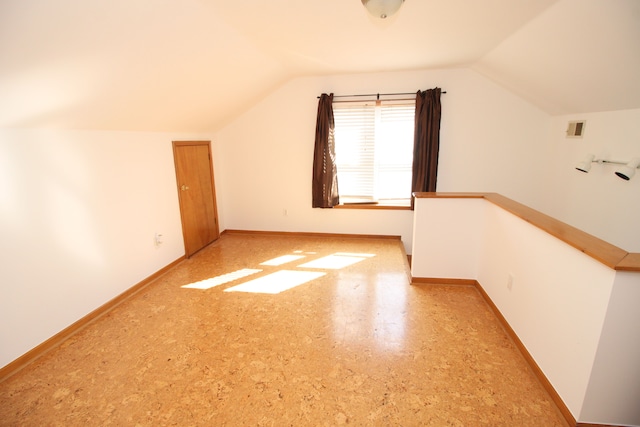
580;270;640;425
434;70;552;208
214;68;551;252
477;202;614;419
0;129;210;369
411;198;484;279
542;108;640;252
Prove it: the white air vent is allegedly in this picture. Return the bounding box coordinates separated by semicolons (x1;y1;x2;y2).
566;120;586;138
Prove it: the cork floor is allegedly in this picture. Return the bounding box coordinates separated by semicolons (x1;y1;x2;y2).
0;233;568;426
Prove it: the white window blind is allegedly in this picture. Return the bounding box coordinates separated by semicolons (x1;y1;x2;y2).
334;100;415;201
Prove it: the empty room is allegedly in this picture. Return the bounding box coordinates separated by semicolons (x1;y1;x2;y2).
1;0;639;426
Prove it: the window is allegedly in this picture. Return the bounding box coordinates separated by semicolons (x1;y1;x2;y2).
333;100;415;204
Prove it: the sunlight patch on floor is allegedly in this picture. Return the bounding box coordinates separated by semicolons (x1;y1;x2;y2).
297;252;375;270
182;252;375;294
224;270;326;294
260;254;306;266
181;268;262;290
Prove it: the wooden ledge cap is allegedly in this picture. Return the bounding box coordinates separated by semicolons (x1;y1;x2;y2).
413;192;640;272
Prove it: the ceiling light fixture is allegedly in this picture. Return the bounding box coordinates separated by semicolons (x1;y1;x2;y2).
361;0;405;19
614;157;640;181
575;154;640;181
575;154;595;173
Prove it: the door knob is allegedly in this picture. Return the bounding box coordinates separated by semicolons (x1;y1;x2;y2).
181;184;190;191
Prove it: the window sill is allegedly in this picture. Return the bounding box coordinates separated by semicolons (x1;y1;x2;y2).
334;200;412;210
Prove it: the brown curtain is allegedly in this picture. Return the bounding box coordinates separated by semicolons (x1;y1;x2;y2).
411;88;442;208
312;93;339;208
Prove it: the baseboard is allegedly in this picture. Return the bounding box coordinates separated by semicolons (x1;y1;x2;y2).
411;277;477;286
221;229;401;240
411;277;578;427
0;256;185;383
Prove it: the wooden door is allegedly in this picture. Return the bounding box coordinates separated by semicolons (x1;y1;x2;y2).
173;141;219;257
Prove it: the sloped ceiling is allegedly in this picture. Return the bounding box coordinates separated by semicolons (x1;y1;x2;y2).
473;0;640;115
0;0;638;132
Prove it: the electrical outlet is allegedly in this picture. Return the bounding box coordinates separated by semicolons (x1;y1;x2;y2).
507;273;514;291
283;208;288;216
155;233;164;246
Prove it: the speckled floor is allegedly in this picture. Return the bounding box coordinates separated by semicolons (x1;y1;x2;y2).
0;233;568;426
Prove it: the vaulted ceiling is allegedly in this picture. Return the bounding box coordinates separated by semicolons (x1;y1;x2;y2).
1;0;638;132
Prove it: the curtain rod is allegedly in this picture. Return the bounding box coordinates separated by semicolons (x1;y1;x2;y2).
317;90;446;99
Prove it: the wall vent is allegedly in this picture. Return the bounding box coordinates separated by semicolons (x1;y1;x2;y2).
566;120;586;138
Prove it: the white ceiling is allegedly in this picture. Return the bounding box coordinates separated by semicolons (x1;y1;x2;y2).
0;0;638;132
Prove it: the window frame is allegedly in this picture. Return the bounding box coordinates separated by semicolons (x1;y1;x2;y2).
332;98;415;209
